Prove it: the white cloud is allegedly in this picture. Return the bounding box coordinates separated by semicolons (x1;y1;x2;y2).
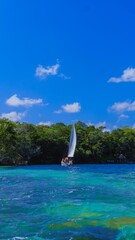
62;102;81;113
87;121;106;128
119;114;129;119
132;124;135;129
95;121;106;128
102;128;111;132
54;102;81;114
39;121;51;126
86;122;94;126
109;101;135;112
6;94;43;107
35;63;60;79
0;111;25;122
87;121;111;132
54;109;62;114
59;73;71;80
112;125;118;130
108;67;135;83
38;121;52;126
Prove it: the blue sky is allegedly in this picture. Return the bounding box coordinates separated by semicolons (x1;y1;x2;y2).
1;0;135;130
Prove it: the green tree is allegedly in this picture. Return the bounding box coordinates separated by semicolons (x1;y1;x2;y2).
0;119;20;165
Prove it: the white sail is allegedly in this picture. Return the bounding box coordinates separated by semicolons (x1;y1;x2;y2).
68;124;77;158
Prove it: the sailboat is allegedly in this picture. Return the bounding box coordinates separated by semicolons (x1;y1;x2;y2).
61;124;77;166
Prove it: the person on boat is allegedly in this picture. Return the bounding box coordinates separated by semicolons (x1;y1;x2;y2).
68;157;73;165
65;157;73;165
61;157;68;164
61;158;65;164
64;157;68;164
61;157;73;166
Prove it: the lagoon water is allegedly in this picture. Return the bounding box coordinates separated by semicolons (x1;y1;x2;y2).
0;164;135;240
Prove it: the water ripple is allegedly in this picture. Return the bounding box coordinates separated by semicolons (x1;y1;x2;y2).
0;164;135;239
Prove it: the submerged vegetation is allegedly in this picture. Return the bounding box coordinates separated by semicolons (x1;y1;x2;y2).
0;119;135;165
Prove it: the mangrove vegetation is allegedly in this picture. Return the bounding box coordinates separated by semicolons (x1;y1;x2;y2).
0;119;135;165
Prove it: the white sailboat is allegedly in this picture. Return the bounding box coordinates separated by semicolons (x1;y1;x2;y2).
61;124;77;166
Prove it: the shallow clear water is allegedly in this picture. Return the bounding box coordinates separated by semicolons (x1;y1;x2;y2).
0;164;135;240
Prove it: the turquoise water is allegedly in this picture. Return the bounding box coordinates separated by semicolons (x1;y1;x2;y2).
0;164;135;240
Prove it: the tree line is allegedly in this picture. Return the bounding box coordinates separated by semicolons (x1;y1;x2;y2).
0;118;135;165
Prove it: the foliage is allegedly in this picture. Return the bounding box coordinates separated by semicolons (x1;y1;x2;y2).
0;119;135;165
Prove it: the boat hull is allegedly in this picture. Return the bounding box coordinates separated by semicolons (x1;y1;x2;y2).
61;160;73;167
